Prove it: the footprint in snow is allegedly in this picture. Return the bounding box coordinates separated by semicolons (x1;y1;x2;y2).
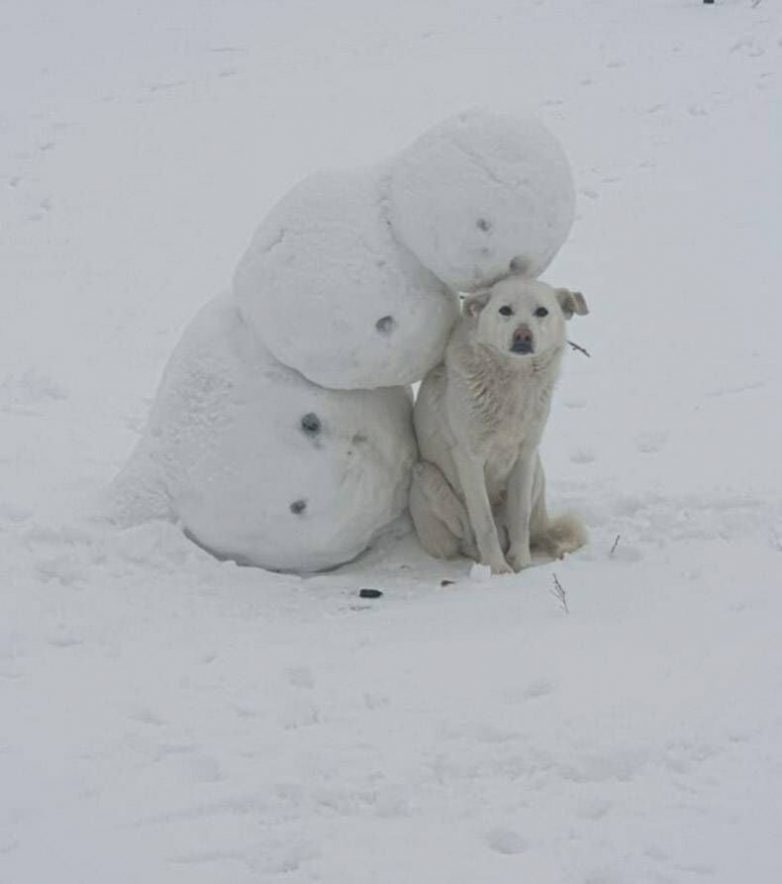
523;678;555;699
208;46;246;54
486;827;528;855
503;678;555;704
185;754;222;783
636;431;667;454
286;665;314;689
129;707;166;726
570;448;596;465
575;796;612;820
279;696;320;729
46;633;84;648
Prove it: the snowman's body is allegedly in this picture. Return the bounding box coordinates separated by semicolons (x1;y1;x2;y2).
234;167;460;391
110;110;575;573
111;296;416;572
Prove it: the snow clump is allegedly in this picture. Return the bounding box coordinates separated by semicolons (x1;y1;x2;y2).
388;109;575;291
110;295;417;572
234;167;459;390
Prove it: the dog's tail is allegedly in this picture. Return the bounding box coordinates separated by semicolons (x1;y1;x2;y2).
531;512;588;559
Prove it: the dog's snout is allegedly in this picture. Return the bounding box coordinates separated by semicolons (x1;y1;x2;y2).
511;324;534;354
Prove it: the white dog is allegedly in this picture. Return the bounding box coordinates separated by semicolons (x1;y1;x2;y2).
409;274;589;574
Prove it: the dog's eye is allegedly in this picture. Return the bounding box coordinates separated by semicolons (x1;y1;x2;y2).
499;306;513;316
534;307;549;318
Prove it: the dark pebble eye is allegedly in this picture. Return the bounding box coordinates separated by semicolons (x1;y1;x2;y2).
376;315;395;335
300;413;321;435
289;499;307;515
499;305;513;316
534;306;549;318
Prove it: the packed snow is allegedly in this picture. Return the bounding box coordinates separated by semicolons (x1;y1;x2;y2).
234;164;459;390
109;295;417;572
389;110;575;290
2;1;781;883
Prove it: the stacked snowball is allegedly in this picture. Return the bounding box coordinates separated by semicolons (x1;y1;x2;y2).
110;110;575;572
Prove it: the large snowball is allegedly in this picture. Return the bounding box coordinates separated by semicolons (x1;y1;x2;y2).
233;168;459;390
388;110;576;292
110;295;417;572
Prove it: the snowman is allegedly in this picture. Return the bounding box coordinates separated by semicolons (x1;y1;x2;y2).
109;110;575;572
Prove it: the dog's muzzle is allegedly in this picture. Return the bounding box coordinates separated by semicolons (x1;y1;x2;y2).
511;326;534;354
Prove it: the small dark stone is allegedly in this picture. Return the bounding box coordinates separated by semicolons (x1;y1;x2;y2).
375;315;395;335
359;588;383;599
289;499;307;515
476;217;492;232
440;579;456;587
300;412;321;435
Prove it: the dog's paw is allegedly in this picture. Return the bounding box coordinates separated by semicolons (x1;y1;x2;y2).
484;555;513;576
507;547;533;573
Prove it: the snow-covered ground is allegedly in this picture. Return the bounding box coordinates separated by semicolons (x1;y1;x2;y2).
2;1;781;881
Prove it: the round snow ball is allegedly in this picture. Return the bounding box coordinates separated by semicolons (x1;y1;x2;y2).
110;295;417;573
388;110;576;291
233;167;459;390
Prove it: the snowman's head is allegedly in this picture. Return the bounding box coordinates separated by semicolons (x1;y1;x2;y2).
463;276;588;360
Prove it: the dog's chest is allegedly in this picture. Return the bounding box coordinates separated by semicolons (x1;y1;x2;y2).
474;382;549;499
483;437;523;501
472;375;546;442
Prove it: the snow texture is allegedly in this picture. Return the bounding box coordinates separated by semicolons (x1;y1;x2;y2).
389;110;576;291
234;167;460;389
2;0;782;882
111;295;417;571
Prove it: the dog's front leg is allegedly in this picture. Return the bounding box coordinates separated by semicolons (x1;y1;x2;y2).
453;451;511;575
506;451;537;572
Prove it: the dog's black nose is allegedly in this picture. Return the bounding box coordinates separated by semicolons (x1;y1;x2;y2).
511;327;534;354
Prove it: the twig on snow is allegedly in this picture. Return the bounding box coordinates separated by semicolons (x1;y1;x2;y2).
609;534;621;557
567;339;591;358
550;573;569;614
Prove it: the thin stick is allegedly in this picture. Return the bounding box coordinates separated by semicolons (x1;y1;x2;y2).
550;573;569;614
567;339;591;358
609;534;621;557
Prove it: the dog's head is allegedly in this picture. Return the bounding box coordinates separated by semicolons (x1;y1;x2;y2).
462;276;588;359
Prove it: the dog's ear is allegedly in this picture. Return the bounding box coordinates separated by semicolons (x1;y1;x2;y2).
556;288;589;319
463;289;492;319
